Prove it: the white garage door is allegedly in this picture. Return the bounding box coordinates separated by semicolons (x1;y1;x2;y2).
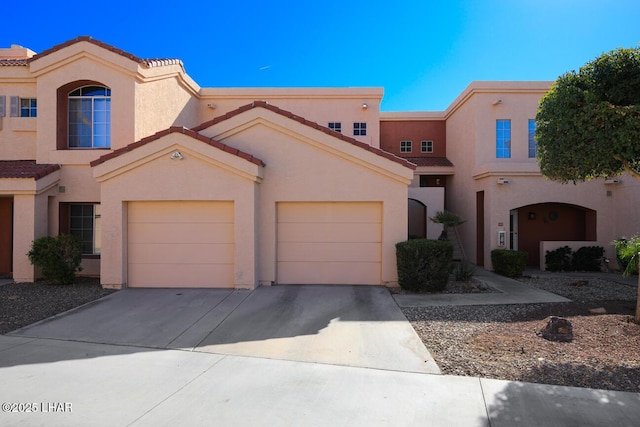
128;201;234;288
277;202;382;285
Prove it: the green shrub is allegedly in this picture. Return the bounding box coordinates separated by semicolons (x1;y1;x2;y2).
27;234;83;285
396;239;453;292
545;246;573;272
491;249;528;278
613;235;640;276
572;246;604;271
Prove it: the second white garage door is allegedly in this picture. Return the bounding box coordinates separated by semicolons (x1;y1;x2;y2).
277;202;382;285
128;201;234;288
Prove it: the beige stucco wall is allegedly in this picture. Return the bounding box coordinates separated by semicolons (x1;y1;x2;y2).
0;77;38;160
199;88;383;148
199;107;412;286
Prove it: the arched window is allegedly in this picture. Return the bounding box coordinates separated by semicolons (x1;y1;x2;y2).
68;85;111;148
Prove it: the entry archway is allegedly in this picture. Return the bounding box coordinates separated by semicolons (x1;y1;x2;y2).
511;202;596;266
408;198;427;239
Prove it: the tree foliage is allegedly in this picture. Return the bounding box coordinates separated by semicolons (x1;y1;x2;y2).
429;210;465;241
536;47;640;182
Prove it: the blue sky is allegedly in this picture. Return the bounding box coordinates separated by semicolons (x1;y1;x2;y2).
3;0;638;111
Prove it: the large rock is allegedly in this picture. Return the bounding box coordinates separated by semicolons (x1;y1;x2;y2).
540;316;573;342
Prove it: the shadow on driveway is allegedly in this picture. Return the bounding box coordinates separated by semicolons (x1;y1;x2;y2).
6;285;439;373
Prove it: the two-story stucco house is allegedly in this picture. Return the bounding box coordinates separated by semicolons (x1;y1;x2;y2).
0;37;414;288
1;36;637;289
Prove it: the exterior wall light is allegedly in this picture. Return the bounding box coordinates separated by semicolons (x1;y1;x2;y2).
362;103;368;109
169;151;184;160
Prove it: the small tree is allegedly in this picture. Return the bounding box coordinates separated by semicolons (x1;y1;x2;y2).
429;210;465;241
27;234;83;285
536;47;640;321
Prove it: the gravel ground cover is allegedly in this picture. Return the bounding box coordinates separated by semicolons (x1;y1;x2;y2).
404;275;640;392
0;278;116;335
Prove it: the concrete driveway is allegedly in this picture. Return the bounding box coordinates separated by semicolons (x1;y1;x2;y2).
9;285;439;374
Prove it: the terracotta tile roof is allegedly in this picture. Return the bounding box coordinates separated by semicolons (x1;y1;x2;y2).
0;59;28;66
0;160;60;179
27;36;183;69
90;127;265;167
402;156;453;167
192;101;416;170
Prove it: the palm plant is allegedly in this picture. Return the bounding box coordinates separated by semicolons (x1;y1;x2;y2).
429;210;465;241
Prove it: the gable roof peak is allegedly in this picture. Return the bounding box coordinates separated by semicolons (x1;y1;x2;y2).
192;101;416;170
27;36;183;69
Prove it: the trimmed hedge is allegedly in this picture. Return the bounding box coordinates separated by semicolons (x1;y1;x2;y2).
545;245;605;272
491;249;528;278
396;239;453;293
545;246;573;272
27;234;83;285
572;246;605;271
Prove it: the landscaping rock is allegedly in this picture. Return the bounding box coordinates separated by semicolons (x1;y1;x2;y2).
540;316;574;342
569;280;589;287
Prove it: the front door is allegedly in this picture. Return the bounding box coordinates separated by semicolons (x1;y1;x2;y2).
509;209;518;250
0;197;13;276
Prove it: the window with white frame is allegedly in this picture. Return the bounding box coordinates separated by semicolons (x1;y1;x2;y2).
528;119;537;158
421;140;433;153
353;122;366;136
68;85;111;148
496;119;511;158
400;140;412;153
8;96;37;117
328;122;342;133
69;204;101;255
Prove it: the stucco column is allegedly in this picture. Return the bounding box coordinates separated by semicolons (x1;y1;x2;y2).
233;184;258;289
13;193;48;283
99;198;125;288
382;193;408;286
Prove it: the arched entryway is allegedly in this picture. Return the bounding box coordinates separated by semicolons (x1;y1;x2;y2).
408;198;427;239
511;202;597;266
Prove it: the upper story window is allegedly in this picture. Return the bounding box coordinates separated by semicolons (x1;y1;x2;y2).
68;85;111;148
20;98;37;117
528;119;537;158
496;119;511;158
328;122;342;133
400;140;412;153
7;96;37;117
353;122;367;136
421;140;433;153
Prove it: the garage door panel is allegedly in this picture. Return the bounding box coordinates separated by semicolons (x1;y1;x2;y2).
128;263;233;288
128;243;234;264
278;202;381;223
277;262;380;285
277;223;381;243
278;242;381;262
277;202;381;285
128;201;233;223
128;201;234;288
128;223;234;244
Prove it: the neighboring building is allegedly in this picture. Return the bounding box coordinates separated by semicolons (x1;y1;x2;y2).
0;37;637;288
383;82;639;269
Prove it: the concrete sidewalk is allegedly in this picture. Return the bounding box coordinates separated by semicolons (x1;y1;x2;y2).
393;268;573;307
1;334;638;426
